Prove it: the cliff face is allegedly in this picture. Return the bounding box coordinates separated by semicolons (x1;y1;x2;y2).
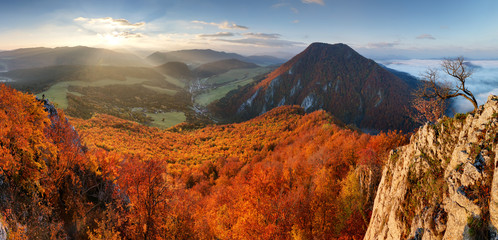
212;42;416;132
365;95;498;240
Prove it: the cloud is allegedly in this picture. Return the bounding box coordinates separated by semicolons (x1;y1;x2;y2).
416;34;436;40
272;2;299;14
382;59;498;113
272;3;288;8
302;0;325;5
242;33;281;39
100;31;144;39
192;20;248;30
200;30;303;48
74;16;146;40
367;42;400;48
197;32;234;38
75;17;145;30
217;37;304;48
293;20;300;23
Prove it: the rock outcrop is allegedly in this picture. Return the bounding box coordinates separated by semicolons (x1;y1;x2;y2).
365;95;498;240
0;217;6;240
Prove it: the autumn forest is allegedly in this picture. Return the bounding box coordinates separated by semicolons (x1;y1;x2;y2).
0;84;408;239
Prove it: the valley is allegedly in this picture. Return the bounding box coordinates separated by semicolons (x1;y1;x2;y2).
0;47;279;129
1;42;497;239
192;66;274;106
1;1;497;239
4;43;494;132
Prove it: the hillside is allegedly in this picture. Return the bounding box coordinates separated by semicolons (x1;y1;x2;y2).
192;66;274;107
382;64;420;89
211;42;417;132
71;105;407;239
246;55;286;66
0;84;409;239
155;61;194;81
193;58;259;78
0;84;115;239
2;65;168;93
1;65;191;128
0;46;148;70
365;95;498;239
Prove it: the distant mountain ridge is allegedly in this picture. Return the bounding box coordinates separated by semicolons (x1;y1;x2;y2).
381;64;420;89
212;42;417;132
0;46;149;70
193;59;259;78
146;49;286;67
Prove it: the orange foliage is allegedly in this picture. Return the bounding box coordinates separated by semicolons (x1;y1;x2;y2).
0;84;408;239
0;84;117;239
72;106;408;239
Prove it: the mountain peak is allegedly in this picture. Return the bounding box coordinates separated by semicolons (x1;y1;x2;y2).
193;58;259;78
300;42;361;61
0;46;148;70
308;42;349;48
212;42;417;132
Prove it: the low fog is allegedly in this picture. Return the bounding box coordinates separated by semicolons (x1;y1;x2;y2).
381;59;498;114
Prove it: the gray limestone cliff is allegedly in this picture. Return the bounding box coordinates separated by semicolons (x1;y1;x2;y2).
365;95;498;240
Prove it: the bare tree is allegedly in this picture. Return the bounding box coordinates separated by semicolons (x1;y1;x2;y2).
408;89;447;124
419;56;478;112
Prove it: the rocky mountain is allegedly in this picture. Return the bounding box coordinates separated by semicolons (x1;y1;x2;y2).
146;49;285;67
0;46;148;70
192;58;259;78
212;42;417;132
365;95;498;239
382;64;420;89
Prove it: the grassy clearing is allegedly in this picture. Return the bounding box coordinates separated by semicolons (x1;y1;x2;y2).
194;67;272;106
37;82;79;109
142;85;177;96
195;78;254;106
39;77;178;108
146;112;186;129
163;75;185;88
205;67;272;85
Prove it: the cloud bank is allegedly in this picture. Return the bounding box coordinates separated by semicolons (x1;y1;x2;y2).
74;17;145;39
367;42;400;48
75;17;145;30
381;59;498;113
197;32;234;38
242;33;281;39
192;20;248;30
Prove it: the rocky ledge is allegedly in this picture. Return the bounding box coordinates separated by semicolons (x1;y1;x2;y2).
365;95;498;240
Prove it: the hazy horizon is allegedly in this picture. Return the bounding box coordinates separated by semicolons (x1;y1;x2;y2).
1;0;497;59
3;43;498;62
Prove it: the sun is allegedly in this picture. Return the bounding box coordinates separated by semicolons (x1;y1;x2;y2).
101;32;124;46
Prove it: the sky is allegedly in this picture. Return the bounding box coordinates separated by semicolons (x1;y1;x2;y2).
381;59;498;113
1;0;498;59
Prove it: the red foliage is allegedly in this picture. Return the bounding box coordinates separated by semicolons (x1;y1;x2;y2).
72;105;408;239
0;84;409;238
